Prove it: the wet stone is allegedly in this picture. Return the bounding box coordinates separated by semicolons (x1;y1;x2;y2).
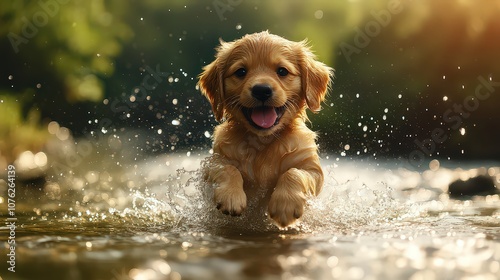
448;175;499;198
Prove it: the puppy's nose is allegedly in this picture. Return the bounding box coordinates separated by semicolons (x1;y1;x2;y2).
251;84;273;102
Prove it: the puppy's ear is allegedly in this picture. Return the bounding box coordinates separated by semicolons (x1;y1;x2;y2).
199;59;224;121
297;42;333;112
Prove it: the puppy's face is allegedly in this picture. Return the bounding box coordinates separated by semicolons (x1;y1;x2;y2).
199;31;332;136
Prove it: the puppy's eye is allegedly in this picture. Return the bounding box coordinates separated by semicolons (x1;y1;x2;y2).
234;68;247;78
277;67;289;77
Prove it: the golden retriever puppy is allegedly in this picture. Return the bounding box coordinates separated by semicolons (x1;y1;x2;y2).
198;31;332;227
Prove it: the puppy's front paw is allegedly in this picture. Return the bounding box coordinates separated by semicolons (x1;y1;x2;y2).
214;184;247;216
268;188;306;228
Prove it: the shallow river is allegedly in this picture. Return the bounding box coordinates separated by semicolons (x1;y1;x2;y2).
1;152;499;280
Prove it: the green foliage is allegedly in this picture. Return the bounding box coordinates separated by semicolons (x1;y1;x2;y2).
1;0;132;102
0;93;49;163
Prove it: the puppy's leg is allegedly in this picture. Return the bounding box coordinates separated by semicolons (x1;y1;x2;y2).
268;166;322;227
205;163;247;216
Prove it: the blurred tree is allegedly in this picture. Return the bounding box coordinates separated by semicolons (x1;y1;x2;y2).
0;0;132;163
323;0;500;162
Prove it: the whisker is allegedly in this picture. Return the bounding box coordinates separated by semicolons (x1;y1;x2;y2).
285;99;300;112
224;95;241;110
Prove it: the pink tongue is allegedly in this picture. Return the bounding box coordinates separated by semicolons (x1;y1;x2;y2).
251;107;277;129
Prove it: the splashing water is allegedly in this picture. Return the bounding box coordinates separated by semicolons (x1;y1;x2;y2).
3;151;499;280
58;155;421;235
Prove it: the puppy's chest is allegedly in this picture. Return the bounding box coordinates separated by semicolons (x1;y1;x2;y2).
222;140;289;187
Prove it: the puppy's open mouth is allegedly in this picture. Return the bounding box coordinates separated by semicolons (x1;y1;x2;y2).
242;106;286;130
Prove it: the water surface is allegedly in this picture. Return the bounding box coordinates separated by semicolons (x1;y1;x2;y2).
1;155;499;280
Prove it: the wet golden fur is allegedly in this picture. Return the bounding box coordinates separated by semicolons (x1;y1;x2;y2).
198;31;332;227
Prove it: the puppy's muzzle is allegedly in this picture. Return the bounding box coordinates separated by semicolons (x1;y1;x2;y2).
241;83;285;130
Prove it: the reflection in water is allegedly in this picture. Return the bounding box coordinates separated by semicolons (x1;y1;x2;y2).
1;151;499;279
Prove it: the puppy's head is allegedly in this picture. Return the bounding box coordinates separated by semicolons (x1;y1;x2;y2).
199;31;332;136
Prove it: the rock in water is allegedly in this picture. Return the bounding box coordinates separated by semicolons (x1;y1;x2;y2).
448;175;498;198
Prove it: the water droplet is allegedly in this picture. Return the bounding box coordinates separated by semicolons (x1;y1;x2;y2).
398;94;402;99
459;127;466;135
8;75;13;80
344;144;350;150
48;121;60;134
363;125;368;132
34;152;47;167
157;129;162;135
443;96;448;101
429;159;440;171
236;24;242;30
172;99;178;105
442;75;446;79
172;120;180;126
204;131;211;138
314;10;324;19
56;127;70;140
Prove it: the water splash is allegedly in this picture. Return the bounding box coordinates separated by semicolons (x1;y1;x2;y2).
73;158;419;235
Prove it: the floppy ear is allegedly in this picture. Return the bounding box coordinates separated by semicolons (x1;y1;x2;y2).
198;58;224;121
298;42;333;112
